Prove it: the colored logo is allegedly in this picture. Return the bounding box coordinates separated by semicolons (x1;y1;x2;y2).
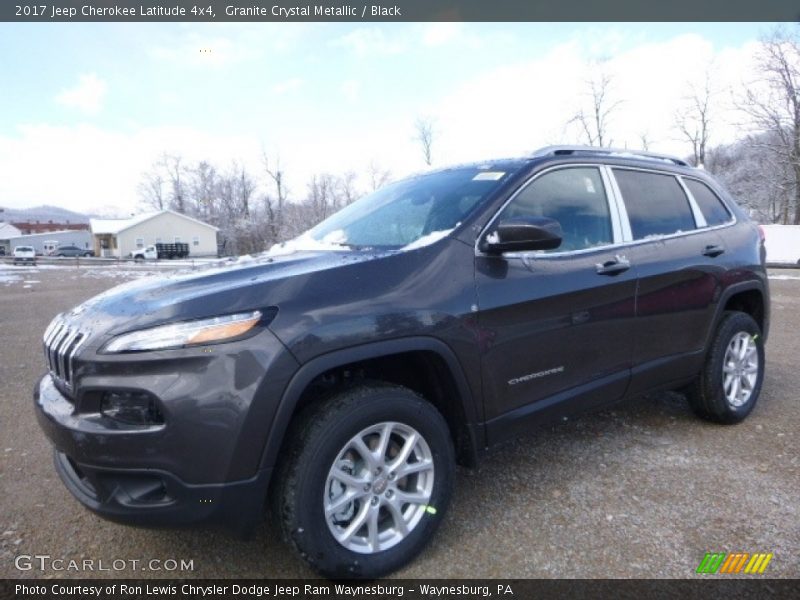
696;552;773;574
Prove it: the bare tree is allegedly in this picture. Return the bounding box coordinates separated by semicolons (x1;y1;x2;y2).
570;62;622;147
190;161;217;218
739;26;800;224
338;170;360;205
367;160;392;191
638;132;652;151
148;153;188;214
414;116;436;166
263;153;289;243
675;70;714;167
137;168;166;211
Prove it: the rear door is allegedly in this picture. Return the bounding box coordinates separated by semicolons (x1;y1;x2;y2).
476;165;638;442
608;167;727;393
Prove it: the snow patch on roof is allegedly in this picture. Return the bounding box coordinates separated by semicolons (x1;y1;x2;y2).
90;212;160;235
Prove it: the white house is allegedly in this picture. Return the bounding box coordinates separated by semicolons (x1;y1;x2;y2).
0;222;22;254
90;210;219;258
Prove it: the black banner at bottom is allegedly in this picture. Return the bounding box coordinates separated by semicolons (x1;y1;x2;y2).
2;579;799;600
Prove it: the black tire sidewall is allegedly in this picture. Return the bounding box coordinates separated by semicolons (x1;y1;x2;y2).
704;312;765;422
285;388;454;578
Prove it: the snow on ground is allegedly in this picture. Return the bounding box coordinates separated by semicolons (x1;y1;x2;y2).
769;274;800;281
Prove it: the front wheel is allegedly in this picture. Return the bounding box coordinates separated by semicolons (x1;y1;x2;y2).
686;311;765;424
272;384;455;578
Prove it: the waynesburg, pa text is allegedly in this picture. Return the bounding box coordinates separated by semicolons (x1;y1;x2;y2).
15;583;513;597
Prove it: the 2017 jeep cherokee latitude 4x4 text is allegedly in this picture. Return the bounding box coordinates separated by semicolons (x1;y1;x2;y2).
35;146;769;578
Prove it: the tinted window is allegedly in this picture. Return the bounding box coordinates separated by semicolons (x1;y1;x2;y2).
613;169;696;239
498;167;613;252
684;179;731;226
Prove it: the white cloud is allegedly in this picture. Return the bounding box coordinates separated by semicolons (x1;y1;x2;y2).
55;74;107;115
272;78;303;95
3;31;768;216
340;79;361;102
428;34;762;165
420;23;462;47
332;27;406;56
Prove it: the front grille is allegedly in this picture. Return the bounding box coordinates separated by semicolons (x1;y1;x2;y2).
43;317;88;390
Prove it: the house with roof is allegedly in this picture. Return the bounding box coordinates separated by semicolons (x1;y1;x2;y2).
90;210;219;258
0;222;22;255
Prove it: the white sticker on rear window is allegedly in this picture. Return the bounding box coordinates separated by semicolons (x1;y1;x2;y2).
584;176;596;193
473;172;505;181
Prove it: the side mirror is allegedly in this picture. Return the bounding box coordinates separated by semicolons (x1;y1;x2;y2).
482;217;563;254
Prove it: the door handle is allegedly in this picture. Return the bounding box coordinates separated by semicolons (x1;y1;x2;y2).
702;244;725;258
596;255;631;276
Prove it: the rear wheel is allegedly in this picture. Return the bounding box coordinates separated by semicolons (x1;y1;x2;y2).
273;383;455;578
686;311;765;424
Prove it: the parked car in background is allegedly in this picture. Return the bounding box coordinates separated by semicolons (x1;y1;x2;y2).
12;246;36;265
55;245;94;257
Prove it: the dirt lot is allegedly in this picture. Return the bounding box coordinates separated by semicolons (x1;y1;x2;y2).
1;264;798;579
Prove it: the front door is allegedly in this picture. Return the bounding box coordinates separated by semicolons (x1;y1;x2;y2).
475;165;638;443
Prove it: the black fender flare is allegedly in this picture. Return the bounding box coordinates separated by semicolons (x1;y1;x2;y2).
707;280;769;346
258;336;480;472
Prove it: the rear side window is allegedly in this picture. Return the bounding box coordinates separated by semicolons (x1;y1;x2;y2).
683;179;731;226
499;167;613;252
613;169;696;239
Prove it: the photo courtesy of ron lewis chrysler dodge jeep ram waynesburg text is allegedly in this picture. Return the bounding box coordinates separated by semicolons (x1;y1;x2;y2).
34;146;769;578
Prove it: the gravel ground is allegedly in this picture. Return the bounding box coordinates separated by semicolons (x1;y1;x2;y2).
1;265;798;579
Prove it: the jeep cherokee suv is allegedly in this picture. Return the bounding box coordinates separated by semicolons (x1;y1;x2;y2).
34;146;769;578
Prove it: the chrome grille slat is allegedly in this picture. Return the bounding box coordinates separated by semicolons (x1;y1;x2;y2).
50;326;71;377
58;330;79;381
42;317;88;392
67;334;87;385
45;322;65;372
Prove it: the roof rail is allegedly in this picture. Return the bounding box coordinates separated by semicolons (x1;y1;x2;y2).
532;145;690;167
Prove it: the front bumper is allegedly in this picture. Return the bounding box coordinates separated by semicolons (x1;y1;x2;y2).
33;324;299;533
34;373;274;534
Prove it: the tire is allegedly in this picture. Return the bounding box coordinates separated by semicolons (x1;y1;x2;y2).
686;311;765;424
272;383;455;578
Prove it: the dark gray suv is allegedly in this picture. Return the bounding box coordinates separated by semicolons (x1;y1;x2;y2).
34;146;769;578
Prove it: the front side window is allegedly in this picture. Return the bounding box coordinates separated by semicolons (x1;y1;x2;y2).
613;169;696;239
683;178;731;227
497;167;613;252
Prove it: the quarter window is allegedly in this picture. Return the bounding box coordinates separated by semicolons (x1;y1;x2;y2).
613;169;696;239
498;167;613;252
683;179;731;227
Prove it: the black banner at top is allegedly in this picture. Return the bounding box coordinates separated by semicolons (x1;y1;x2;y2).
2;0;800;23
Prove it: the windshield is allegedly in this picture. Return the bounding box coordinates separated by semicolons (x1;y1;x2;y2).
305;167;516;248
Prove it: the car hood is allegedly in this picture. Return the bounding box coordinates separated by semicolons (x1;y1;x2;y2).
59;249;395;339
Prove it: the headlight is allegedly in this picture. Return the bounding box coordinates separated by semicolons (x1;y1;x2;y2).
102;310;263;353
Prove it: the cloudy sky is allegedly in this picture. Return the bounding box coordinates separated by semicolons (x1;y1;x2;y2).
0;22;777;215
